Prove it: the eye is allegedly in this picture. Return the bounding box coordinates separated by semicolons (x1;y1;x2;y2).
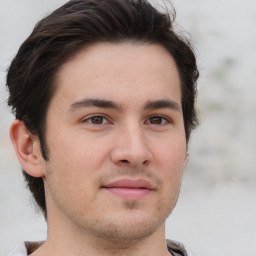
145;115;170;125
82;115;110;125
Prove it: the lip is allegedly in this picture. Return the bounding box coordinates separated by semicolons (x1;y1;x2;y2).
104;178;154;189
102;179;154;199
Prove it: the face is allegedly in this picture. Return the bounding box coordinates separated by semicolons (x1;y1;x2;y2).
41;43;187;242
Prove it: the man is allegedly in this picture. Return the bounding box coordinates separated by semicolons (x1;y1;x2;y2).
6;0;199;255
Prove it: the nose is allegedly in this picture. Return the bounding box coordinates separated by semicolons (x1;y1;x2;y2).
110;125;153;167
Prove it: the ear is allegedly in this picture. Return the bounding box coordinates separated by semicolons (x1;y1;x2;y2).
10;120;45;177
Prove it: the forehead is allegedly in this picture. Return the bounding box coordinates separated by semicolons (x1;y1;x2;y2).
52;42;181;107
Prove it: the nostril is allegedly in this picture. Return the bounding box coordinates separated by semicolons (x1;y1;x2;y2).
142;160;150;166
121;160;129;163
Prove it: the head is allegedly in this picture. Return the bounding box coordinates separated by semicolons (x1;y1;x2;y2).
7;0;198;221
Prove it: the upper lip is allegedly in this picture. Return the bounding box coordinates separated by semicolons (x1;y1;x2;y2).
102;178;154;190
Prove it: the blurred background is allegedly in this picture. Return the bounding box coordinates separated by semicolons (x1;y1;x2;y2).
0;1;255;255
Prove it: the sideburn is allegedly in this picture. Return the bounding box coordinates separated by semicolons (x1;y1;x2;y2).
38;129;49;161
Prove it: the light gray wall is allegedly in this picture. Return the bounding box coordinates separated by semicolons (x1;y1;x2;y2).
1;1;255;256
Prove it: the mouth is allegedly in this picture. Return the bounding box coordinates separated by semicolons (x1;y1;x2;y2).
102;178;154;199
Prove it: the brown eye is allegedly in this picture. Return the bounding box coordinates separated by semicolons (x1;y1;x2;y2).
90;116;105;124
82;115;109;125
145;116;170;125
149;116;164;124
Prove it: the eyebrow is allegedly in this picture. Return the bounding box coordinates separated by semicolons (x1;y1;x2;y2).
69;98;181;112
144;99;181;111
69;98;123;111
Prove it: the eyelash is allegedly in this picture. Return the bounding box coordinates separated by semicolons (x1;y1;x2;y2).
82;114;171;126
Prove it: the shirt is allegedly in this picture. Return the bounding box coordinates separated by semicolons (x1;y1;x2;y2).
7;240;200;256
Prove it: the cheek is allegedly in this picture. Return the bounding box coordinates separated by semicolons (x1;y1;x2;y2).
155;139;186;197
158;142;185;199
44;149;97;212
45;130;111;198
47;128;107;169
157;139;187;170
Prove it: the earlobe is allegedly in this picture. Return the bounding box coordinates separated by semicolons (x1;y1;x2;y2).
10;120;45;177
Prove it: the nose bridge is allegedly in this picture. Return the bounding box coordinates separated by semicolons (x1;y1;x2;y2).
125;122;146;150
111;120;152;166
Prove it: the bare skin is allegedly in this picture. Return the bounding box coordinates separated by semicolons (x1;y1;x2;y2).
10;43;187;256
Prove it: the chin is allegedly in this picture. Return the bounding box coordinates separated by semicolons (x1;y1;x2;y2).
90;220;158;244
83;205;172;244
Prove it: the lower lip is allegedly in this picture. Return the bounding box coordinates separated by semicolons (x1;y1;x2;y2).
104;187;152;199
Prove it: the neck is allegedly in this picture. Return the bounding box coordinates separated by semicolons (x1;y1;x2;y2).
34;218;170;256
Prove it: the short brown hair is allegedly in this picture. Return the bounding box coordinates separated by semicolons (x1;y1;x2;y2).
7;0;199;218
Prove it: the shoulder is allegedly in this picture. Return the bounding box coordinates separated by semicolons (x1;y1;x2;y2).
167;239;202;256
